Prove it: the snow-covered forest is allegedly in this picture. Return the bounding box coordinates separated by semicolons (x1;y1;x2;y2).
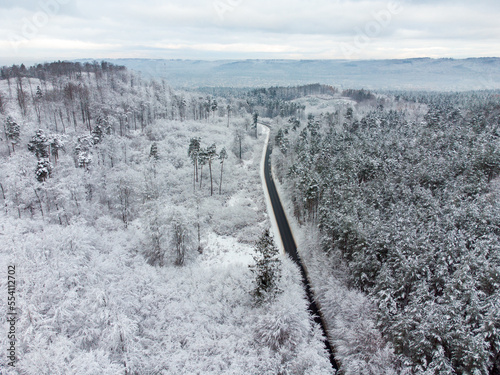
0;62;332;374
1;60;500;375
268;88;500;374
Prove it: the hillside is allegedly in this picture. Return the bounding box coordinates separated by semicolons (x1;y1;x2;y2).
0;62;332;374
97;58;500;91
268;89;500;374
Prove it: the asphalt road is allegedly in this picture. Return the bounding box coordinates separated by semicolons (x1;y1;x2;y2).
263;142;339;372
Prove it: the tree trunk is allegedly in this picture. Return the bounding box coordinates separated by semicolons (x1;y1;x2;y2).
72;111;77;131
196;196;202;253
33;188;44;220
0;183;7;214
3;123;11;156
195;159;198;182
53;111;58;133
219;161;224;195
209;160;213;196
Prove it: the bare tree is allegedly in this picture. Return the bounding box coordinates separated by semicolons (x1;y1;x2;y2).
172;220;190;266
15;76;28;117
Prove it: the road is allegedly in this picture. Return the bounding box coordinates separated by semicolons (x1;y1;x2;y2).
262;138;339;372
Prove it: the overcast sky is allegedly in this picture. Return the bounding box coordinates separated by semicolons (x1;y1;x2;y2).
1;0;499;65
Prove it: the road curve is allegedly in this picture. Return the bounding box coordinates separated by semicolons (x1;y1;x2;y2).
262;135;339;372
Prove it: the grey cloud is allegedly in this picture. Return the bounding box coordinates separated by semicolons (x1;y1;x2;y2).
0;0;499;61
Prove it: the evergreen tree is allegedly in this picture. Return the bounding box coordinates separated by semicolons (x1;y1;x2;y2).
4;116;20;153
211;99;218;120
28;129;49;159
188;137;201;190
289;117;301;131
198;148;208;189
250;229;282;306
49;134;65;165
219;147;227;195
275;128;289;155
75;136;93;169
252;112;259;138
35;85;43;100
172;220;190;266
345;107;353;121
150;142;159;161
35;159;52;182
275;128;284;148
206;143;217;196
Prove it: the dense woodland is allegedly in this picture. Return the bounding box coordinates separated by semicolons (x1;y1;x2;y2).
0;62;332;374
1;59;500;374
271;90;500;374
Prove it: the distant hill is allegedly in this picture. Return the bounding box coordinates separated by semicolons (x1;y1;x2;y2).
83;58;500;91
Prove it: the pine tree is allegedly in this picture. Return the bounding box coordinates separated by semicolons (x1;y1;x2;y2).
252;112;259;138
198;148;208;189
211;99;218;120
289;117;300;131
34;85;43;123
28;129;49;159
206;143;217;196
275;128;289;155
150;142;159;161
219;147;227;195
250;229;282;306
35;159;52;182
49;134;65;165
188;137;201;190
275;128;284;147
35;85;43;100
4;116;20;153
345;107;353;121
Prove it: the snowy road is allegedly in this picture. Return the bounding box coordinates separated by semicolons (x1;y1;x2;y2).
260;124;339;372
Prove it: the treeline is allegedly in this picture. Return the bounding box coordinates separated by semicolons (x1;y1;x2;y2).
0;60;126;82
250;83;338;101
0;60;237;136
341;88;375;102
241;84;337;118
200;84;340;119
273;92;500;374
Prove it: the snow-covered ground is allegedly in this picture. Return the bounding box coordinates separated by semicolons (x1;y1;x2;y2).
0;107;332;374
